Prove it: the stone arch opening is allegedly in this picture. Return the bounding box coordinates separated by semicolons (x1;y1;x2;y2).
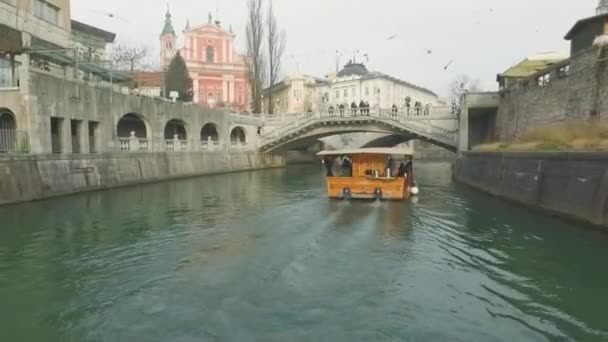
201;123;219;141
164;119;188;140
230;126;247;143
0;108;17;153
117;113;148;138
0;108;16;130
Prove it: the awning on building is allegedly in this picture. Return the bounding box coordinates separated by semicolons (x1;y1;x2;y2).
26;40;131;83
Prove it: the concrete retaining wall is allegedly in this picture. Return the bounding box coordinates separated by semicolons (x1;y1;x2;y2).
453;152;608;229
0;152;285;205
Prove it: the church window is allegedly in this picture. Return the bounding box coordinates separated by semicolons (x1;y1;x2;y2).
206;46;215;63
166;42;172;50
208;93;214;101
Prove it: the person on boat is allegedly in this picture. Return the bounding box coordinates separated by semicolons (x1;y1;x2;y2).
386;157;394;176
341;155;353;177
322;157;333;177
398;162;407;177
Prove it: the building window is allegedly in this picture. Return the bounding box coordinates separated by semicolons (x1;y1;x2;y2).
336;90;340;99
558;64;570;78
343;89;348;97
206;46;215;63
166;42;172;50
34;0;60;26
365;87;369;96
537;73;550;86
208;93;214;101
352;88;357;97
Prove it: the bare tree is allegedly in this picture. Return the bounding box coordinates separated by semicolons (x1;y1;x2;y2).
450;74;481;102
266;0;286;115
246;0;267;113
111;43;150;71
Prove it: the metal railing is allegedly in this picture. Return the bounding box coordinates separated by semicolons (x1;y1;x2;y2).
0;129;30;154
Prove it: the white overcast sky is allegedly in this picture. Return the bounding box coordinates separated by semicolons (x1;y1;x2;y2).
72;0;595;98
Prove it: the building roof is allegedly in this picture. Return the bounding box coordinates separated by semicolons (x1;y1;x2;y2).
565;13;608;40
363;72;438;97
336;63;368;77
334;62;437;97
162;10;176;36
71;20;116;43
317;147;414;156
500;51;568;78
125;71;164;88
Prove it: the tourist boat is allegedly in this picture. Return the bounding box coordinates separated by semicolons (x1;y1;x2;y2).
317;148;418;200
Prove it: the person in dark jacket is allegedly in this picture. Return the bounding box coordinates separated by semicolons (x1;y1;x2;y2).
351;101;358;116
339;104;345;117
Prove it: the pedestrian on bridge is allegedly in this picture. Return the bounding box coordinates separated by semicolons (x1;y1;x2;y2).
329;105;335;116
351;102;358;116
365;101;370;116
424;104;430;116
339;104;345;117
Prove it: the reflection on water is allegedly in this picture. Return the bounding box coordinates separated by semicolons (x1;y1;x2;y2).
0;162;608;341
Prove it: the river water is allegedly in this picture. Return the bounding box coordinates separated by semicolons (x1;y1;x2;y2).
1;163;607;342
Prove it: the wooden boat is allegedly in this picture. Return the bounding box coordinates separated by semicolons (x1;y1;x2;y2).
317;148;417;200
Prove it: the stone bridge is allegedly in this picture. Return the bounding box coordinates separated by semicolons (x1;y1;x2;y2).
243;107;461;152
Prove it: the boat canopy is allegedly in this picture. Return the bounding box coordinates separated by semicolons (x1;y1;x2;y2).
316;147;414;157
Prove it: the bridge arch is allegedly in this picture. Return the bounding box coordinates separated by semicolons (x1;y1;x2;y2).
260;117;457;153
164;119;188;140
230;126;247;143
117;113;149;138
201;123;220;141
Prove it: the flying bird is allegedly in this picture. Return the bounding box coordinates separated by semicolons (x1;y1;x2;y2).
387;35;398;40
444;60;454;70
91;10;128;22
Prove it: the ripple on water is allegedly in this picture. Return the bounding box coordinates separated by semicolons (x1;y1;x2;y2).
1;164;608;341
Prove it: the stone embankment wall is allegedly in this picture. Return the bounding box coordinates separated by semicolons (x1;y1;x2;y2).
453;152;608;229
497;47;608;141
0;152;285;205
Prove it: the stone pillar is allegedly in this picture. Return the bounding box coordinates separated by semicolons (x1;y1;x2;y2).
129;131;139;152
458;101;469;154
173;134;180;151
193;77;200;103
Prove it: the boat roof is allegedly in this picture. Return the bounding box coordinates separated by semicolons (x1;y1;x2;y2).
317;147;414;156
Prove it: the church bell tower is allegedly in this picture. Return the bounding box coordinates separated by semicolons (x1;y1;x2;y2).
160;8;177;70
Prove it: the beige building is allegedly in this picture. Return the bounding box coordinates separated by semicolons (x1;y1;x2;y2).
263;62;441;114
262;73;327;113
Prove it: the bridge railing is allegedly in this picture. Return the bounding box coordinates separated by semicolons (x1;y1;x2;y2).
230;106;459;125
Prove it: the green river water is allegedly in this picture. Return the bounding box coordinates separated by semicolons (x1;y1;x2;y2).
1;163;607;342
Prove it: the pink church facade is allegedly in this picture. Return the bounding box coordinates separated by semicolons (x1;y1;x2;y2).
160;12;250;111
